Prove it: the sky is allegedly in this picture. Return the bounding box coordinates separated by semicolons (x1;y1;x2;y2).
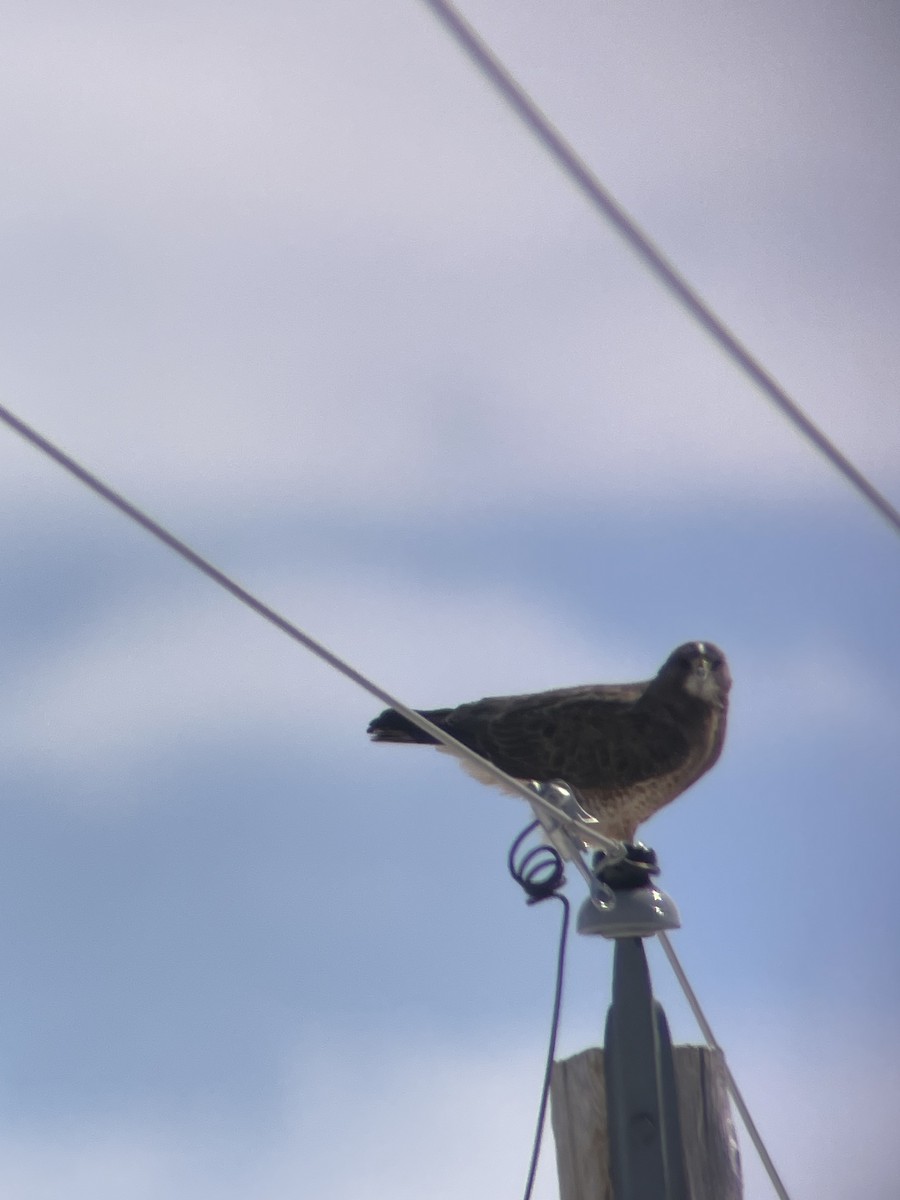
1;1;899;1197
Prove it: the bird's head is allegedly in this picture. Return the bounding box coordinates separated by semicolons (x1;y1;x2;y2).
658;641;731;709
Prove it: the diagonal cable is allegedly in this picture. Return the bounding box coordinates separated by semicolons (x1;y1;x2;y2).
0;401;618;858
658;932;792;1200
418;0;900;540
3;385;786;1192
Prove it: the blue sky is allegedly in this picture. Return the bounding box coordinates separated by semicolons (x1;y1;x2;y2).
1;1;899;1197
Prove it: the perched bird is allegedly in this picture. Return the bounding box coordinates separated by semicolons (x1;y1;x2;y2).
367;641;730;842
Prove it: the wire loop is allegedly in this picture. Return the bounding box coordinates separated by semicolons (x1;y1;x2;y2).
507;820;570;1200
508;819;566;902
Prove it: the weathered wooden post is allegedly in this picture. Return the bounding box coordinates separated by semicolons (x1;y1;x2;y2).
551;858;743;1200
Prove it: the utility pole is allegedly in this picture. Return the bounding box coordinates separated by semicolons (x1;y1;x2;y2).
551;859;743;1200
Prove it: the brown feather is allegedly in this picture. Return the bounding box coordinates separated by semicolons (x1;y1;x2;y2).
367;642;730;841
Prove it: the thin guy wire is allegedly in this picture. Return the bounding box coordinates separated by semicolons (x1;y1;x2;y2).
0;401;618;854
418;0;900;540
658;932;792;1200
522;893;569;1200
3;401;784;1190
414;8;808;1189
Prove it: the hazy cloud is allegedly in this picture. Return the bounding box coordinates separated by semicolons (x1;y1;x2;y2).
0;1020;895;1199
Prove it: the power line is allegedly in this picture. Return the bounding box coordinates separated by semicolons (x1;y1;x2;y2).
0;401;615;856
3;16;864;1191
418;0;900;540
658;932;792;1200
2;400;787;1193
508;821;571;1200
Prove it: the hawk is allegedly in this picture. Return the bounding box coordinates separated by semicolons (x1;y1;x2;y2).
367;641;730;843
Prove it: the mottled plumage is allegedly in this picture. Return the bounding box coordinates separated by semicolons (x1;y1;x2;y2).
367;642;730;841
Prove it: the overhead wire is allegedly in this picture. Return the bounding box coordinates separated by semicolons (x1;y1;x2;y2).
3;13;872;1197
418;0;900;541
416;6;813;1194
2;408;790;1199
658;932;792;1200
508;820;570;1200
0;401;617;856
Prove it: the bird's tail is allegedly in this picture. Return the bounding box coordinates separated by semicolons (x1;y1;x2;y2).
367;707;452;743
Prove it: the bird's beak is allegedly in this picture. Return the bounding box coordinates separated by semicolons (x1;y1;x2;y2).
685;654;722;705
700;659;728;709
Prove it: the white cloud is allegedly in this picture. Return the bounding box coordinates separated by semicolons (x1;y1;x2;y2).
0;1;896;522
0;567;646;784
4;552;895;794
0;1127;208;1200
729;1015;900;1200
0;1;551;235
273;1032;560;1200
283;1023;900;1200
729;637;900;745
0;1018;896;1199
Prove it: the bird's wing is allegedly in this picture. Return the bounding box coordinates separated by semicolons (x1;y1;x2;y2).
442;683;692;789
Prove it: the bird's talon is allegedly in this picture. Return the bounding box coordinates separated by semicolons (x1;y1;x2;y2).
593;843;661;891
